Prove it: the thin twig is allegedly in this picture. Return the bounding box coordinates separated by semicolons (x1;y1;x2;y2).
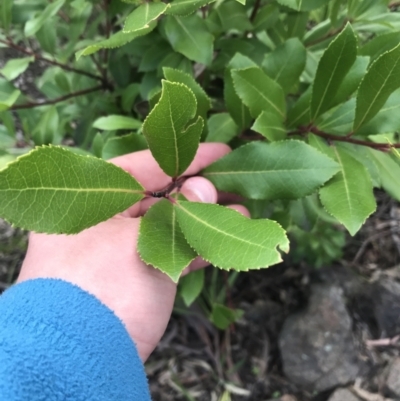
249;0;262;22
290;125;400;152
306;21;348;47
0;38;104;83
366;335;400;348
9;85;104;110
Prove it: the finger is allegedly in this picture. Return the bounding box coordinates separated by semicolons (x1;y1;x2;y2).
217;191;245;204
111;143;231;191
179;177;218;204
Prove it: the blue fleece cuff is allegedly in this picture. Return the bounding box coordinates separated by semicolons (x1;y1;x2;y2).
0;278;151;401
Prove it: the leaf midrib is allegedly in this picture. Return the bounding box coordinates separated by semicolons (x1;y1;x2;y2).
177;202;265;249
1;187;142;193
204;167;334;175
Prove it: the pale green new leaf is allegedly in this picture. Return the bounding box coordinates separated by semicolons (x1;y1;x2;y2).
0;57;34;81
262;38;306;93
175;201;289;270
311;23;357;119
232;67;285;119
314;140;376;236
142;80;203;177
124;3;169;33
138;199;197;282
166;0;216;16
211;303;242;329
76;23;156;59
368;148;400;202
276;0;330;11
0;146;144;234
93;115;142;131
0;89;20;112
205;113;238;143
102;133;147;160
24;0;66;36
179;269;204;306
202;141;339;200
164;15;214;65
252;111;286;141
354;43;400;131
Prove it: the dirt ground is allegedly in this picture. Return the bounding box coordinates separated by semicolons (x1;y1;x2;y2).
1;191;400;401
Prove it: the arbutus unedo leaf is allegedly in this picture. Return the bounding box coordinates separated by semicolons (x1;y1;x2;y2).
202;141;340;200
142;80;203;178
174;201;289;270
0;146;144;234
138;198;197;283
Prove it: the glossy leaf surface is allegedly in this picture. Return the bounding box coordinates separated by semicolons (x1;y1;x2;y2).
354;43;400;131
164;15;214;65
93;115;142;131
138;199;197;282
311;23;357;119
142;80;203;177
202;141;339;200
175;201;289;270
76;24;156;58
179;269;204;307
166;0;216;16
310;137;377;236
0;57;34;81
124;3;169;32
0;147;144;234
232;67;285;119
262;38;306;93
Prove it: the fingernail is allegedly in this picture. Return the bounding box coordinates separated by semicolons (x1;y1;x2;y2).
184;178;216;203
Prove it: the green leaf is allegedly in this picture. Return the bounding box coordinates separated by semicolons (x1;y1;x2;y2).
311;23;357;119
311;139;377;235
175;201;289;270
317;98;355;135
102;133;148;160
210;303;242;330
0;146;144;234
36;19;57;54
142;80;203;177
287;86;311;127
359;31;400;62
276;0;330;11
138;198;197;282
76;23;156;58
232;67;286;119
0;89;21;112
356;89;400;137
166;0;216;16
262;38;306;93
93;115;142;131
124;3;169;33
216;1;253;32
0;0;13;33
368;148;400;202
24;0;66;37
251;111;286;141
253;4;279;32
205;113;238;143
32;106;59;146
330;56;370;108
163;67;211;118
354;43;400;131
164;14;214;65
202;141;340;200
224;54;256;130
179;269;204;306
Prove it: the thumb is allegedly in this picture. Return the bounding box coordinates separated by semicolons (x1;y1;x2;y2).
180;176;218;204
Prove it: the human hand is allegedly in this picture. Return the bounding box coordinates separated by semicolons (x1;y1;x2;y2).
17;143;248;362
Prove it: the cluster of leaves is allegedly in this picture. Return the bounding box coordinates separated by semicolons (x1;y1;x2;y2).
1;0;400;297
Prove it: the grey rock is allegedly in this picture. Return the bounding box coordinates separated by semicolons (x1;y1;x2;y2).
386;358;400;397
372;277;400;337
279;284;362;392
328;388;360;401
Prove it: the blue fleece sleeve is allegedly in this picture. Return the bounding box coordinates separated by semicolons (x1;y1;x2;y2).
0;278;151;401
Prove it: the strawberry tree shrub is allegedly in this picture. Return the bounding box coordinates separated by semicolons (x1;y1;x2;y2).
1;0;400;320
